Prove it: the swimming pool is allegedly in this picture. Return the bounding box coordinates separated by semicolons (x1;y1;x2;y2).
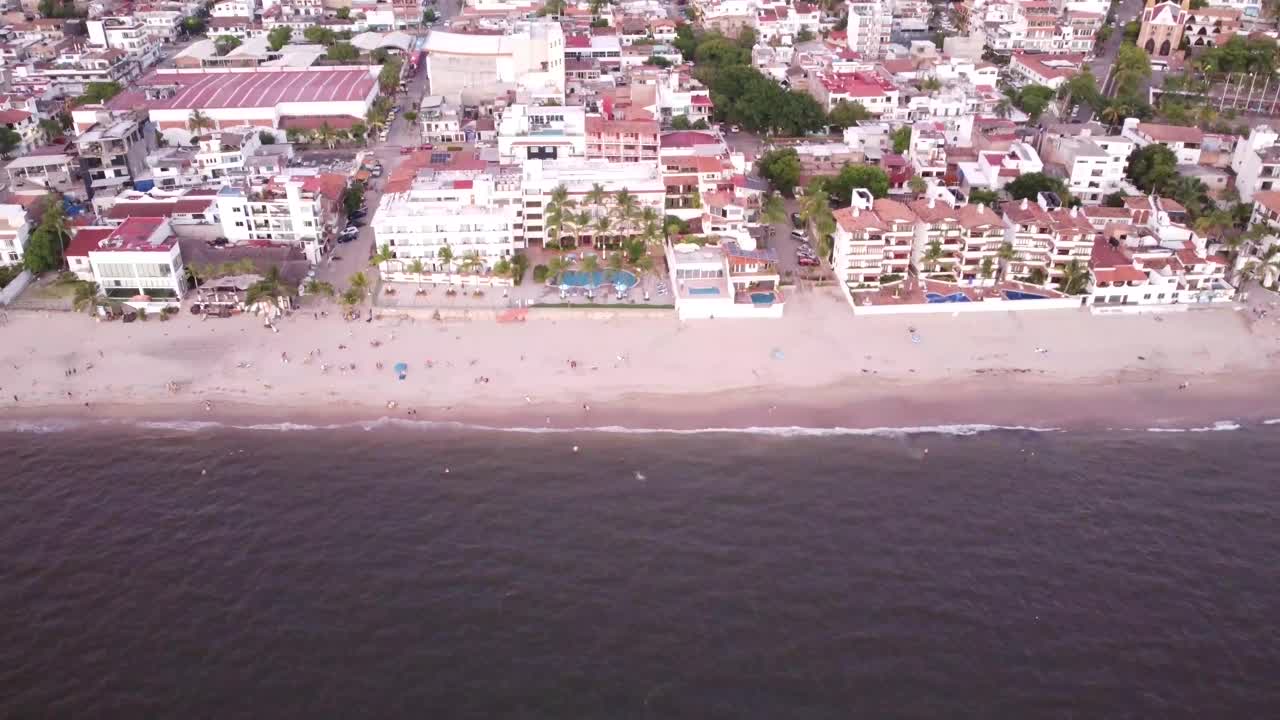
688;286;721;296
555;269;638;289
926;292;970;303
1003;290;1049;301
750;292;775;305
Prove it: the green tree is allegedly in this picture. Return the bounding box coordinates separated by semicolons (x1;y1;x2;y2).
795;29;815;43
907;175;928;196
1005;172;1069;202
997;241;1016;281
347;271;370;301
350;122;368;142
215;35;242;56
1062;69;1101;111
756;148;802;195
670;114;692;130
827;101;871;129
327;42;360;63
343;182;365;214
267;26;292;51
1103;192;1127;207
736;26;757;49
304;26;336;45
305;279;336;297
77;81;123;105
258;130;276;145
891;126;911;154
1059;258;1090;294
422;8;437;23
0;129;20;159
437;245;455;273
378;58;404;93
336;7;350;19
1113;45;1153;97
694;36;750;67
1126;144;1179;194
538;0;567;15
968;188;1000;206
760;192;787;224
188;109;214;133
370;243;396;273
183;16;207;35
23;195;68;273
825;164;890;203
921;239;946;274
1012;84;1056;121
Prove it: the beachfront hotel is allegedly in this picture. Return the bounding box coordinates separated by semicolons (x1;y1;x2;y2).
519;158;665;249
665;239;785;319
371;163;524;276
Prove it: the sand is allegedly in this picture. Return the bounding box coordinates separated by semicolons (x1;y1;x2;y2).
2;289;1279;430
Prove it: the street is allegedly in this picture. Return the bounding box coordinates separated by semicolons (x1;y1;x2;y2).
1093;0;1148;102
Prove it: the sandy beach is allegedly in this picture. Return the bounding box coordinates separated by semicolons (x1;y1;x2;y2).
3;289;1280;431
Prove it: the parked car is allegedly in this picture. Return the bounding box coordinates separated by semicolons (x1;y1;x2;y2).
400;147;414;155
791;229;807;240
797;256;820;267
790;212;802;227
348;210;367;221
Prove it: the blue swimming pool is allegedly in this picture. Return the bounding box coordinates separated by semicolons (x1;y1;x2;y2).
688;286;721;296
555;269;638;289
750;292;775;305
1004;290;1049;301
926;292;970;303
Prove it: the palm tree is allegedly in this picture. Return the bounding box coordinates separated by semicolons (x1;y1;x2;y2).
606;250;626;276
347;271;370;302
907;175;928;197
594;215;612;247
1058;258;1090;295
996;241;1016;282
437;244;454;273
316;122;337;150
188;109;214;134
1027;267;1049;286
545;184;571;250
922;239;945;274
545;254;568;284
459;251;483;275
370;243;396;274
613;188;638;223
1100;103;1128;131
980;256;994;282
921;77;942;92
572;210;593;247
585;182;608;210
994;99;1012;119
1193;210;1234;243
1254;244;1280;288
339;287;361;314
760;192;787;224
633;254;655;283
72;281;99;314
406;258;426;290
305;279;335;297
365;108;386;137
579;253;602;275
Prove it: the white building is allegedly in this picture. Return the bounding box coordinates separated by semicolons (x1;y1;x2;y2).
0;205;28;267
846;0;891;59
215;174;346;263
1231;125;1280;202
665;240;785;319
1123;119;1204;166
497;104;587;162
424;20;566;105
86;17;163;69
521;158;665;248
67;217;188;305
1040;130;1134;205
372;165;523;280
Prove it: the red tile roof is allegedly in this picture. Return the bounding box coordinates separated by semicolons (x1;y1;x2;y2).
111;69;375;112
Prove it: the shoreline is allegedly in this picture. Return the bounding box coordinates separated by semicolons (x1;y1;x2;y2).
3;370;1276;433
4;291;1280;434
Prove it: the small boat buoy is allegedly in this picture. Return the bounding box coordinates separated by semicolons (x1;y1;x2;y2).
572;445;579;453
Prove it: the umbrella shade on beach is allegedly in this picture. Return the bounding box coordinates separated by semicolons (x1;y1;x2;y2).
393;362;409;375
559;283;570;292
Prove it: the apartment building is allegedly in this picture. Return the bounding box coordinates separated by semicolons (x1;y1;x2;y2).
0;204;28;267
372;165;523;278
424;21;566;105
1001;197;1096;287
809;72;899;115
9;50;142;96
75;111;155;201
1006;52;1086;90
584;116;660;163
65;217;188;303
846;0;891;59
215;174;346;263
832;196;918;293
1040;131;1134;205
0;107;41;154
1231;125;1280;202
87;17;164;69
419;96;465;144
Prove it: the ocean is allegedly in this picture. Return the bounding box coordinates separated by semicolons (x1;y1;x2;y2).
2;420;1279;719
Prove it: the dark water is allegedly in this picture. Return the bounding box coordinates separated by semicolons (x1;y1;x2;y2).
2;422;1279;719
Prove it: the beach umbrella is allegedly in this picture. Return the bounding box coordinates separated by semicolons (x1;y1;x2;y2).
394;362;408;380
559;283;570;292
614;281;628;293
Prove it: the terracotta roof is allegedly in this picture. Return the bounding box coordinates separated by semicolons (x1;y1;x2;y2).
0;109;32;124
833;205;887;232
1137;122;1204;144
1252;190;1280;215
660;131;720;148
65;227;115;258
300;173;347;202
1001;199;1052;224
908;198;960;224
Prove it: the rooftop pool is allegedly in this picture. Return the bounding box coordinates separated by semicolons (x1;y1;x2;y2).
1003;290;1051;301
926;292;970;303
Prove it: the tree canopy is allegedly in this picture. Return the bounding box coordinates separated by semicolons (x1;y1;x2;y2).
23;196;68;274
327;42;360;63
215;35;242;56
824;164;890;204
1009;84;1056;121
891;126;911;154
756;148;802;196
826;101;871;129
1004;173;1069;202
267;27;292;52
0;128;22;159
77;81;122;105
700;64;826;136
1194;35;1278;74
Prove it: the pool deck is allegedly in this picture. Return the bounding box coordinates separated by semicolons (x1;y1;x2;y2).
855;277;1064;306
